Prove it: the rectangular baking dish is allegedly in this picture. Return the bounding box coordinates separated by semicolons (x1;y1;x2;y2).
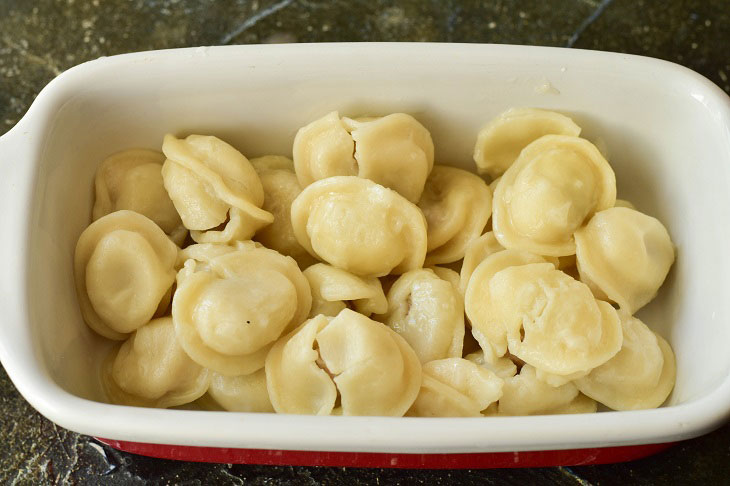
1;43;729;467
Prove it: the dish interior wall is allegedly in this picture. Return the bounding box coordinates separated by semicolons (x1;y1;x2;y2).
27;49;730;407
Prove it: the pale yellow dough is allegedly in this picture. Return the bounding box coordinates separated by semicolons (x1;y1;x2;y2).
266;309;422;416
92;148;185;242
250;155;317;268
380;269;464;363
419;165;493;265
173;244;311;376
575;313;676;410
408;358;503;417
489;263;623;377
293;111;434;202
459;232;504;296
492;135;616;256
464;350;518;379
303;263;387;317
204;369;274;413
575;207;675;314
464;249;550;361
497;364;595;416
290;176;427;277
161;134;273;243
103;317;210;408
75;210;178;340
473;108;581;179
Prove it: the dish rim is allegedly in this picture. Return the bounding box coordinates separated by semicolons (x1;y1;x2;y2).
1;42;730;453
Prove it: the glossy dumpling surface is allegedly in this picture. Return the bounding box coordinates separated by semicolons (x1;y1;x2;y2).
291;176;427;277
489;262;623;377
419;165;492;265
292;112;358;187
103;317;210;408
497;364;593;416
575;207;675;314
459;232;504;296
575;313;675;410
473;108;581;179
75;210;178;340
464;250;550;361
345;113;434;202
293;111;434;202
304;263;387;317
266;309;421;416
205;369;274;413
250;155;317;268
93;149;183;235
464;350;518;379
380;269;464;363
408;358;503;417
492;135;616;256
265;315;338;415
161;134;273;241
173;244;311;375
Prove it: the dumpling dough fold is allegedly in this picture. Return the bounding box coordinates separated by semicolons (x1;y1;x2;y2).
575;207;675;314
173;244;311;376
492;134;616;256
473;107;581;179
161;134;273;242
75;210;178;340
291;176;427;277
293;111;434;202
418;165;492;265
102;317;210;408
266;309;421;416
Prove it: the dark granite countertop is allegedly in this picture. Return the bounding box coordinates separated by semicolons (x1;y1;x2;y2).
1;0;729;484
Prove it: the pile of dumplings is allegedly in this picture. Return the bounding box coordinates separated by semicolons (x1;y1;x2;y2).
74;107;676;417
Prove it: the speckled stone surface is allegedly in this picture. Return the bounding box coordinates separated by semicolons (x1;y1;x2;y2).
1;0;729;484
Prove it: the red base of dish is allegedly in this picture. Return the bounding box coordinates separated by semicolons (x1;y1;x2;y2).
96;439;673;468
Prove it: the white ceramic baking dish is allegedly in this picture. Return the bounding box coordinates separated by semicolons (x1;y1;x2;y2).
1;43;730;466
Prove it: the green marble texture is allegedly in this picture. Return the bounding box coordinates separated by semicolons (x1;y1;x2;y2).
1;0;729;484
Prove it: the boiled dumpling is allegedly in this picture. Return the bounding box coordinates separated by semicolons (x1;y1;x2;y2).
293;111;434;202
203;369;274;413
492;135;616;256
575;313;675;410
173;244;311;376
459;232;504;296
464;250;550;361
75;210;178;340
291;176;427;277
292;112;357;187
92;148;185;245
161;134;273;243
102;317;210;408
489;262;623;377
497;364;596;416
473;108;581;179
379;269;464;363
265;314;336;415
575;207;675;314
250;155;317;268
266;309;421;416
408;358;502;417
418;165;492;265
304;263;387;317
